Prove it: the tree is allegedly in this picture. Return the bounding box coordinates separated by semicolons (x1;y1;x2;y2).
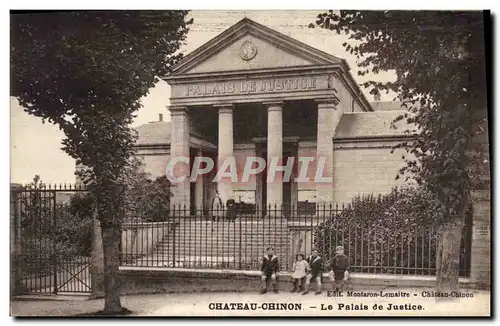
311;11;489;295
121;157;172;222
11;11;192;313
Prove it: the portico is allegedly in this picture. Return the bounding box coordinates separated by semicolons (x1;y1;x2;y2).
163;18;373;213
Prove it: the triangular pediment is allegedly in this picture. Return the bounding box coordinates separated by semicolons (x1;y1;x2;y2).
170;18;343;75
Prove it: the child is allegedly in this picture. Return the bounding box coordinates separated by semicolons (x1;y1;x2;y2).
260;246;280;294
328;245;350;292
291;254;309;292
303;249;324;295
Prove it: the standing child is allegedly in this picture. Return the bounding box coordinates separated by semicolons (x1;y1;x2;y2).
291;254;309;292
260;247;280;294
328;245;350;292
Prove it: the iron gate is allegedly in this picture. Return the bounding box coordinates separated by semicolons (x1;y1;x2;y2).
11;184;92;295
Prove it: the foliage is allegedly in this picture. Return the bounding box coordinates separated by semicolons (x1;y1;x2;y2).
121;158;172;222
314;187;472;276
310;11;488;225
18;176;93;275
11;11;192;227
11;11;192;311
57;193;94;256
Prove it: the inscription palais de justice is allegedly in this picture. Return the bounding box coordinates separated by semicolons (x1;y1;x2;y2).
185;77;317;96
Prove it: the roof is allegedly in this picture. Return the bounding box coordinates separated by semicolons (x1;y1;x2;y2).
370;101;407;111
334;111;416;139
164;17;373;113
135;122;172;145
169;17;345;76
134;121;216;149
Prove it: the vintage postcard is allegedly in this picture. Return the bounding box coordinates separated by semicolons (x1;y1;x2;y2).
10;10;491;317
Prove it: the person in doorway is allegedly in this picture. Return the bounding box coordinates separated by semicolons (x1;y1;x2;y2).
226;197;236;222
291;253;308;292
328;245;350;292
211;191;223;221
260;246;280;294
303;249;324;295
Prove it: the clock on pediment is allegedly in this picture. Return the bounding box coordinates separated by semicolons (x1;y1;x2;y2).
240;41;257;61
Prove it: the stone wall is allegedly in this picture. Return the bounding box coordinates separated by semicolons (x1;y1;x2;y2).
121;222;176;262
135;147;170;179
332;139;410;204
470;190;491;289
117;268;474;295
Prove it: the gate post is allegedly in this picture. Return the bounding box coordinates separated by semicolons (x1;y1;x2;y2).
470;189;491;289
10;184;23;297
90;210;105;298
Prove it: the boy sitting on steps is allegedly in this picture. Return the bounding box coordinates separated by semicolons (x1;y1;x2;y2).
303;249;324;295
260;247;279;294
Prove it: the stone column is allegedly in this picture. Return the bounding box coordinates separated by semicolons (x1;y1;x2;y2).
470;189;491;289
10;185;23;296
90;211;104;299
169;106;191;211
315;98;342;208
195;148;204;214
264;101;284;213
215;104;234;205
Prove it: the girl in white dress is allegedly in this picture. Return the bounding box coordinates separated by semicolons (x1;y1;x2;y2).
291;254;309;292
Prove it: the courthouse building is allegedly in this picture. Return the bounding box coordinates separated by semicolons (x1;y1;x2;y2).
133;18;413;212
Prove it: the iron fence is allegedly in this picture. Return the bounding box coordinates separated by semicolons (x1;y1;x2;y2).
11;182;474;297
119;204;473;277
11;184;92;295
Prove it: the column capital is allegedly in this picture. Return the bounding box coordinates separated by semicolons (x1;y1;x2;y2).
214;103;235;114
315;97;340;108
263;101;284;111
169;105;189;116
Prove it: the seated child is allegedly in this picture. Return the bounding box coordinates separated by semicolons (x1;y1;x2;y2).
260;246;280;294
328;245;350;292
291;254;309;292
303;249;324;295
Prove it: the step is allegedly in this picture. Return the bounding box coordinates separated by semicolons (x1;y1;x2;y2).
159;239;289;245
160;237;289;242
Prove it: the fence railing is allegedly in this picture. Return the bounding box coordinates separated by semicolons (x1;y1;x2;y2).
119;204;473;277
11;183;475;297
11;184;92;295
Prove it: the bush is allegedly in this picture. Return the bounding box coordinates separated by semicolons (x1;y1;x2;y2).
122;159;172;222
314;187;472;276
19;190;93;271
135;176;171;222
55;194;93;257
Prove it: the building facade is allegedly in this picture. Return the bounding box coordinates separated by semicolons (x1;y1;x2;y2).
134;18;413;212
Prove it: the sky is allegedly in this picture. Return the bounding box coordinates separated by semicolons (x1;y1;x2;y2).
10;10;396;185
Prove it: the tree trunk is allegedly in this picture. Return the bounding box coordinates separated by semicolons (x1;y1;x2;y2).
101;224;123;314
90;214;105;298
435;203;467;301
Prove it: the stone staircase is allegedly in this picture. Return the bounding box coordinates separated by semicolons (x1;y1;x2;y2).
133;218;290;270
